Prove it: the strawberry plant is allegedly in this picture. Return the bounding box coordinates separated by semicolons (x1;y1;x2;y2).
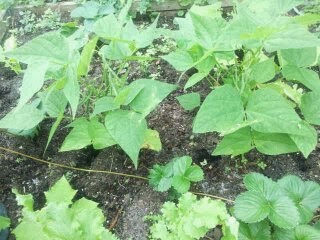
234;173;320;240
147;192;239;240
148;156;204;194
162;0;320;158
0;0;177;168
12;176;119;240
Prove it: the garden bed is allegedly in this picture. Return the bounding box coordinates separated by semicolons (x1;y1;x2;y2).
1;1;320;239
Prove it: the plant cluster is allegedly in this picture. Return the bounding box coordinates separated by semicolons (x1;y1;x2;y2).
12;176;119;240
162;0;320;159
148;156;204;194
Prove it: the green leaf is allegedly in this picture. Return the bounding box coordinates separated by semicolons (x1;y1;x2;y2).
0;216;10;231
278;175;320;224
12;189;34;212
176;92;201;111
142;129;162;152
301;92;320;125
289;122;317;158
114;83;144;106
148;164;173;192
253;131;299;155
63;63;80;119
45;111;64;153
135;15;159;49
282;65;320;92
248;58;275;83
5;32;70;65
162;50;194;71
17;62;49;109
91;96;120;117
239;221;271;240
77;36;98;77
295;225;320;240
184;165;204;182
246;88;302;134
172;175;190;194
234;191;270;223
184;72;208;90
243;173;278;198
41;90;68;118
93;14;121;39
128;79;177;117
0;103;44;131
71;1;100;19
105;110;147;167
45;176;77;205
60;117;116;151
213;127;253;156
279;47;318;68
172;156;192;176
193;85;245;133
268;196;300;229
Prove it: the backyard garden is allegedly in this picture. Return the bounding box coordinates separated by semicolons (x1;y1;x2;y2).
0;0;320;239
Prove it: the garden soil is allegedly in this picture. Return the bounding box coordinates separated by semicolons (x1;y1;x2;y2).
1;15;320;240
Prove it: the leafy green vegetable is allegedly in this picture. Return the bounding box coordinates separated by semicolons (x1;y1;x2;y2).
176;92;201;111
147;192;239;240
12;176;118;240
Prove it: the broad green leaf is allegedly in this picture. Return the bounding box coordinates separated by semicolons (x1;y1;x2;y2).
273;227;295;240
239;221;271;240
114;83;144;106
128;79;177;117
77;36;98;77
60;117;116;151
172;156;192;175
184;165;204;182
136;16;159;49
91;96;120;117
234;192;270;223
246;88;302;134
0;216;10;231
101;41;132;60
248;58;275;83
278;175;320;224
105;110;147;167
184;72;208;89
41;90;68;118
118;0;132;24
176;92;201;111
148;164;173;192
279;47;318;67
213;127;253;156
0;103;44;131
289;122;317;158
17;62;49;109
93;14;121;39
172;176;190;194
193;85;245;133
253;131;299;155
5;32;70;65
162;50;194;71
301;92;320;125
264;25;320;52
142;129;162;152
45;176;77;205
63;63;80;119
268;196;300;229
282;65;320;92
13;221;50;240
12;189;34;211
70;1;100;19
295;225;320;240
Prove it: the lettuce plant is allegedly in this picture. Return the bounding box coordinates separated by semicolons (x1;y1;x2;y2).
12;176;118;240
162;0;320;158
148;156;204;194
234;173;320;239
0;0;177;168
147;192;239;240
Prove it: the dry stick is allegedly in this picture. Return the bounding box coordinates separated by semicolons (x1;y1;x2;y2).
0;146;234;203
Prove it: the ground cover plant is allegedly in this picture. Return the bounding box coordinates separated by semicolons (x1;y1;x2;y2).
162;0;320;159
0;0;320;239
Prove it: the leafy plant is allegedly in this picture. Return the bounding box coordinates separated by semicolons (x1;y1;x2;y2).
148;156;204;194
234;172;320;239
162;0;320;158
0;35;21;73
12;176;118;240
147;192;239;240
0;0;176;168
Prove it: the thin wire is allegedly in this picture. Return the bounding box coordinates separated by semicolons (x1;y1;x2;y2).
0;146;234;203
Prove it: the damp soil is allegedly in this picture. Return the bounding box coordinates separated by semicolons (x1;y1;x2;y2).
1;13;320;240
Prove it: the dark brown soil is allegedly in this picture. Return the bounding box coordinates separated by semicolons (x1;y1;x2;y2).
1;13;320;240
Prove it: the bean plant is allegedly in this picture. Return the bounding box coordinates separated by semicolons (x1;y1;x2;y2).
162;0;320;158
